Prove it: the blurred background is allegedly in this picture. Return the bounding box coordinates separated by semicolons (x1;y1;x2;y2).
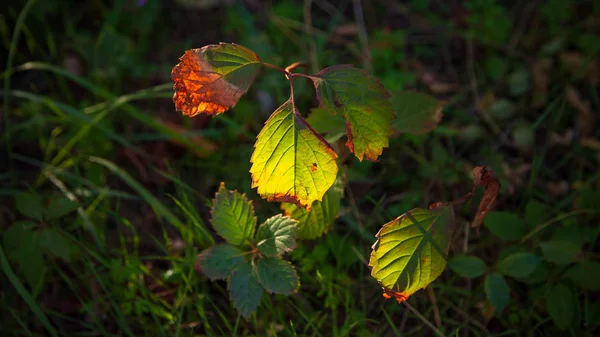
1;0;599;336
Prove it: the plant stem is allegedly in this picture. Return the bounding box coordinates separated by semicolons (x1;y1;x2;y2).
402;301;445;337
285;61;308;73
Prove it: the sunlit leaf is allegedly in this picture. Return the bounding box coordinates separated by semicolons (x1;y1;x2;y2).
228;261;263;319
281;177;343;239
312;65;394;162
172;43;261;117
196;244;246;280
391;91;444;134
256;257;300;295
211;183;256;246
250;99;338;210
369;207;454;303
255;214;298;257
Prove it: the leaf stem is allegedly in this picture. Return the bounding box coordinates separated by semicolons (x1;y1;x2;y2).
402;301;445;337
285;61;308;72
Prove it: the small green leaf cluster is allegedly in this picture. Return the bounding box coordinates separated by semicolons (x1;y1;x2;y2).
196;183;300;319
4;192;80;295
447;203;599;330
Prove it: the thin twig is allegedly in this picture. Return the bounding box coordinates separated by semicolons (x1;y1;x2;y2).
426;287;442;328
403;301;446;337
304;0;319;73
352;0;372;72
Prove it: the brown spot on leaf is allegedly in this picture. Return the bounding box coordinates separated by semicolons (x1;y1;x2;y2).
311;163;318;172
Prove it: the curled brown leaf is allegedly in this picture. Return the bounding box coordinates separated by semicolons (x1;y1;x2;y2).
471;166;500;232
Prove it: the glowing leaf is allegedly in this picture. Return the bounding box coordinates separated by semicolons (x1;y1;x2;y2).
211;183;256;247
281;177;343;239
255;257;300;295
228;260;263;319
196;244;246;280
250;99;338;210
369;207;454;303
171;43;261;117
255;214;298;257
312;65;394;161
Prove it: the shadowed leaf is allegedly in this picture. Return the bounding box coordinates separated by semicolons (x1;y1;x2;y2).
448;255;487;278
211;183;256;246
391;91;444;134
485;272;510;315
281;177;343;239
255;257;300;295
250;99;338;210
196;244;246;280
228;261;263;319
497;252;539;278
255;214;298;257
369;207;454;303
312;65;394;162
171;43;261;117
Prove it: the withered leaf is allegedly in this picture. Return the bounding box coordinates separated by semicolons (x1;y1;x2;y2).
471;166;500;232
171;43;261;117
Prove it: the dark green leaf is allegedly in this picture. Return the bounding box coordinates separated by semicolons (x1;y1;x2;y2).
448;255;487;278
312;65;394;162
563;261;600;290
485;272;510;315
39;228;74;261
45;197;79;220
211;183;257;246
547;283;575;330
196;244;246;281
15;192;44;221
305;107;346;135
3;221;37;254
255;257;300;295
391;91;444;134
255;214;298;257
228;261;263;319
369;207;454;301
281;177;343;239
524;199;551;229
497;252;539;278
540;240;581;265
483;211;526;241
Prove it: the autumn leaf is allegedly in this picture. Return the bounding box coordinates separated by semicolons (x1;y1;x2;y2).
250;99;338;210
311;65;395;162
471;166;500;232
171;43;261;117
369;207;454;303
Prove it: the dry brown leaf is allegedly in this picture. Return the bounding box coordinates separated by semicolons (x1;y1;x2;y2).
471;166;500;232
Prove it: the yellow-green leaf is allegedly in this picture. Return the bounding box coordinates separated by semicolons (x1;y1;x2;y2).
369;207;454;302
281;177;343;239
312;65;394;162
250;99;338;210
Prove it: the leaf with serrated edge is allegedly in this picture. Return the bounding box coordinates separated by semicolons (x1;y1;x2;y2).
281;177;343;239
256;257;300;295
211;183;256;246
172;43;261;117
196;244;246;280
228;261;263;319
250;99;338;210
312;65;394;162
255;214;298;257
392;91;444;134
369;207;454;303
